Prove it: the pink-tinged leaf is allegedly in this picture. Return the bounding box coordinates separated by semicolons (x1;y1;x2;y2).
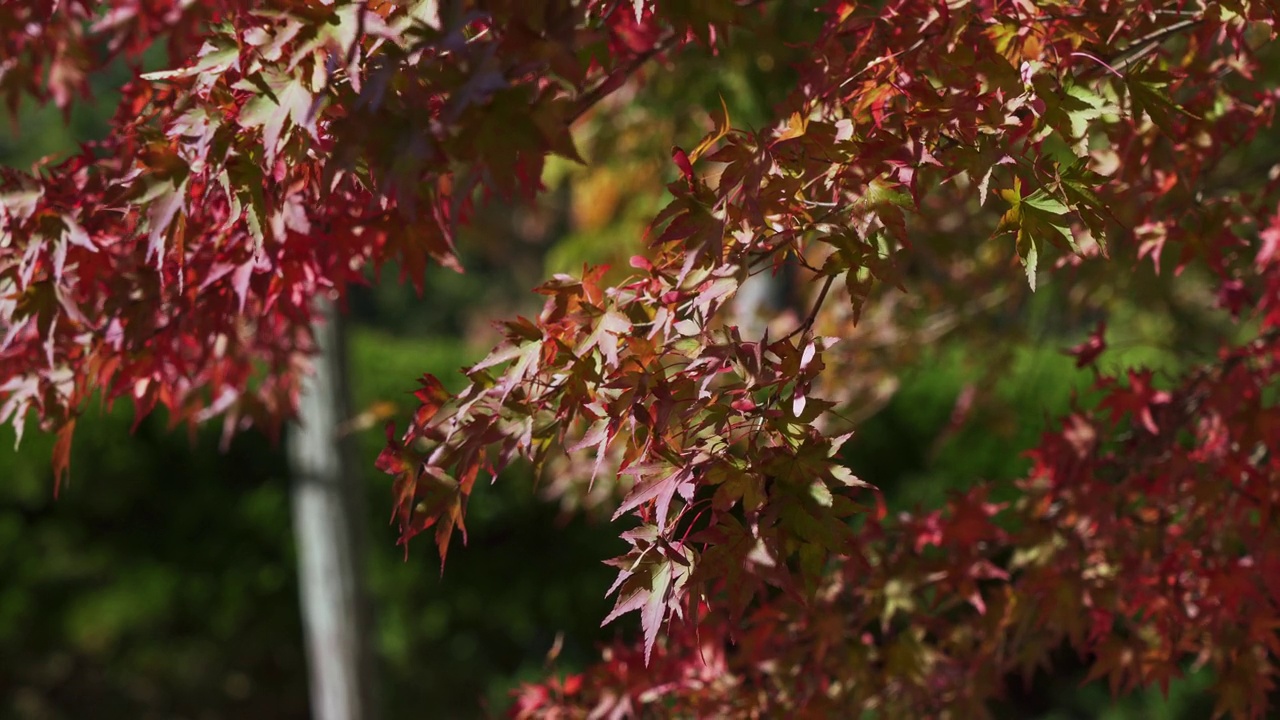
567;417;610;454
601;536;676;666
51;231;68;282
800;341;816;370
237;67;318;164
614;465;695;531
146;180;186;272
978;156;1014;207
576;309;632;368
969;590;987;616
640;559;672;665
830;465;870;488
673;319;699;336
61;216;94;250
412;374;450;426
1259;211;1280;267
0;316;30;354
0;376;39;448
470;341;528;374
231;261;254;314
597;311;632;368
671;146;694;189
693;275;738;319
139;39;239;82
197;262;236;293
835;117;854;142
827;431;855;457
978;165;995;207
497;342;542;402
53;285;89;327
602;575;648;627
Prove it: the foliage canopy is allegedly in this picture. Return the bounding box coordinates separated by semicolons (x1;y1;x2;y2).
4;0;1280;716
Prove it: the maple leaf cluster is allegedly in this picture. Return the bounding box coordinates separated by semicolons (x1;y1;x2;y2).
1;0;712;483
5;0;1280;716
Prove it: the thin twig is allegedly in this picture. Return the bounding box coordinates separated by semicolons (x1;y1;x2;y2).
1083;18;1202;78
783;274;834;342
569;40;672;123
569;0;777;124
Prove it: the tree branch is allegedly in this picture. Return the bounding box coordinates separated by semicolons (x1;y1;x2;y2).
569;39;675;124
568;0;776;124
783;274;834;342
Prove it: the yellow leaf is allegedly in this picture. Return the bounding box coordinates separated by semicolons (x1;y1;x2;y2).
776;112;808;142
689;94;732;162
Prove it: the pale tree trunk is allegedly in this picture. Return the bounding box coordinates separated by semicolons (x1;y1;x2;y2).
287;297;379;720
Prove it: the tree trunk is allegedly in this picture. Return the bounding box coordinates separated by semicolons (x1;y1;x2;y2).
287;297;379;720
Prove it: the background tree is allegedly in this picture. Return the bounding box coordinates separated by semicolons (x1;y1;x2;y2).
3;1;1280;718
287;296;378;720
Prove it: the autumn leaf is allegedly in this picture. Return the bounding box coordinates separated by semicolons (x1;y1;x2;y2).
237;67;321;163
8;2;1280;715
689;94;732;162
52;418;75;497
602;525;693;665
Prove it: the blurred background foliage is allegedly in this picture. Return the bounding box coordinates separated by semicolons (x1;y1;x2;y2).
1;4;1269;718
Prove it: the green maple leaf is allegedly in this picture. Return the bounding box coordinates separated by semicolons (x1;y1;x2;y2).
140;43;239;84
854;177;913;243
1125;68;1193;137
531;99;585;165
690;515;758;623
996;178;1073;291
1039;81;1116;155
224;152;270;250
1055;160;1109;254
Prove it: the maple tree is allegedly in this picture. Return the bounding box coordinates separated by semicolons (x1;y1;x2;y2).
4;0;1280;716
